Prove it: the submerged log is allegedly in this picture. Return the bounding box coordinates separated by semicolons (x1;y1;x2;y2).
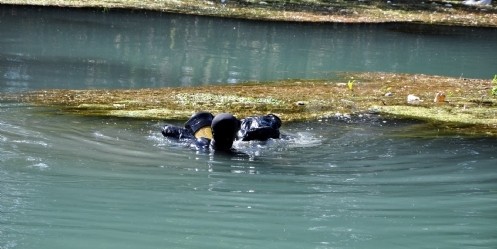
3;72;497;135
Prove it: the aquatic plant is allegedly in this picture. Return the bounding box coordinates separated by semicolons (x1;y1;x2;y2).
347;79;355;91
491;74;497;96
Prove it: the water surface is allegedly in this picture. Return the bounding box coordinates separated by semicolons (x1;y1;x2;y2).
1;5;497;249
1;5;497;92
1;104;497;249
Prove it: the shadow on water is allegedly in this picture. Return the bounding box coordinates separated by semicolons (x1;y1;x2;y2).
387;22;489;36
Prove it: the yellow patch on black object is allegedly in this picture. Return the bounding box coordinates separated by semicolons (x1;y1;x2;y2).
194;126;213;140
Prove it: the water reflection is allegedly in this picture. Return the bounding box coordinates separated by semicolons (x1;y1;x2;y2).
1;5;497;92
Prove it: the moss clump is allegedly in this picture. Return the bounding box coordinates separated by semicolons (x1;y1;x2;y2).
380;105;497;125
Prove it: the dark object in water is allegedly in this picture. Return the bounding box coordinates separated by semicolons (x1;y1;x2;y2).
238;114;281;141
162;112;282;151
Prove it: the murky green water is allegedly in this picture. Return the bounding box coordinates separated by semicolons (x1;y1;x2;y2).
1;5;497;249
1;5;497;92
2;104;496;249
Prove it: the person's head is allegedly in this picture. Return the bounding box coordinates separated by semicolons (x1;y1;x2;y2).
211;113;240;151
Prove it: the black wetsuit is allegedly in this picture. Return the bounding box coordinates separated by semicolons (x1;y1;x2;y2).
161;112;282;151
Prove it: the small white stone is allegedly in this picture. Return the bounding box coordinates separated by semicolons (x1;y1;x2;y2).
407;94;423;104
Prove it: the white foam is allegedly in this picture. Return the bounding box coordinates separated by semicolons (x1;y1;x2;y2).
30;162;49;170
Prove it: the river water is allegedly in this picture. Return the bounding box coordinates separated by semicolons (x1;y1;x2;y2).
1;5;497;249
2;5;497;92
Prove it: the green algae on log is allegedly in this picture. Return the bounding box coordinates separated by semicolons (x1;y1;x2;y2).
6;72;497;135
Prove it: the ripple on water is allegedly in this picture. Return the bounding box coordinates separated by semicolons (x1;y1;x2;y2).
2;106;497;249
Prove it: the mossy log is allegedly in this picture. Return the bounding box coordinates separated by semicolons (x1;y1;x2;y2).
5;72;496;135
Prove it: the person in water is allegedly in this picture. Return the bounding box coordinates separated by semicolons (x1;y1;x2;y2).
161;112;282;151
